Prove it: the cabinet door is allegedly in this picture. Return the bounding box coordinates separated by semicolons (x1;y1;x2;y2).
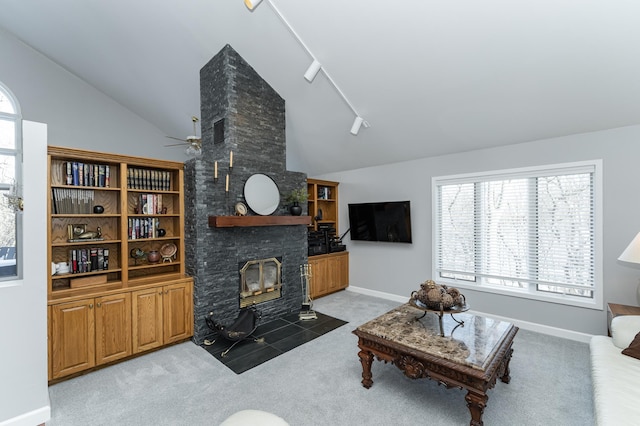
327;258;340;293
95;293;132;365
132;287;164;353
47;306;52;381
50;299;96;379
309;257;328;298
336;252;349;290
163;281;193;344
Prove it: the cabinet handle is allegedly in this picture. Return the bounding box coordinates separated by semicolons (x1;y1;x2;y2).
89;303;93;309
165;290;168;294
97;303;102;308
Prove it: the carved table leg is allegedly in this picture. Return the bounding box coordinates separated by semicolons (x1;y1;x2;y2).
500;347;514;384
358;349;374;388
465;391;487;426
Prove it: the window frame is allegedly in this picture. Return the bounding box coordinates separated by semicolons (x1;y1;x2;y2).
0;81;23;284
432;160;603;310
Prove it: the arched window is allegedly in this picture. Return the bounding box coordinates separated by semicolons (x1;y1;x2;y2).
0;82;22;281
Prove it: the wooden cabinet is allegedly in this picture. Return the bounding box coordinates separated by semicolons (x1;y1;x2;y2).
329;251;349;293
47;146;193;381
307;178;348;298
163;280;193;343
132;287;164;353
50;299;95;379
132;279;193;353
50;292;131;379
95;293;132;365
309;256;328;298
309;252;349;299
307;178;339;233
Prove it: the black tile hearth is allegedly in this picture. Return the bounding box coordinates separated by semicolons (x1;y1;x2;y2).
202;312;347;374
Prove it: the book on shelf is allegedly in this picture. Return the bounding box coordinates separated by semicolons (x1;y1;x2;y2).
90;248;98;271
52;188;95;214
127;216;159;239
68;246;110;273
103;248;109;270
137;193;164;214
64;161;112;187
65;162;73;185
127;167;171;191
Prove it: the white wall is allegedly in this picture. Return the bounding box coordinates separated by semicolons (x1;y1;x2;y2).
0;121;49;425
0;28;186;161
318;127;640;337
0;29;184;425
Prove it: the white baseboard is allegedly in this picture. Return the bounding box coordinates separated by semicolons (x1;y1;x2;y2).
346;286;593;343
0;405;50;426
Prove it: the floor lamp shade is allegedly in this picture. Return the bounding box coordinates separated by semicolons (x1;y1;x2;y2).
244;0;263;10
618;231;640;305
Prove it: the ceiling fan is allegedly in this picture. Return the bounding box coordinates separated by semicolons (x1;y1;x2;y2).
165;116;202;157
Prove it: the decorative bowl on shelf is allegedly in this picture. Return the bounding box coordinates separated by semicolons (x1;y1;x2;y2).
160;242;177;262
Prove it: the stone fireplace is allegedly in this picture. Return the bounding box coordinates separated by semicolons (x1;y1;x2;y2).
185;45;308;343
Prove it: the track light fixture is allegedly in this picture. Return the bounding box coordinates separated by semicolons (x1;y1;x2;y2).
350;116;369;136
303;59;322;83
244;0;263;10
245;0;369;135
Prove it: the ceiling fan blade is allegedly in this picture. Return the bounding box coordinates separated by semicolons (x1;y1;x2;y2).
165;136;187;142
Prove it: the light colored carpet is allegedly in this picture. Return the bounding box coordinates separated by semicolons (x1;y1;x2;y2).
47;290;594;425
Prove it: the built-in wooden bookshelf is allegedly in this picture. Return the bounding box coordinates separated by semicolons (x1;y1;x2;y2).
306;178;348;297
307;178;339;232
47;146;192;382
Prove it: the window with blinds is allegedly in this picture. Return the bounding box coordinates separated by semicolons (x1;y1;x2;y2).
433;161;602;308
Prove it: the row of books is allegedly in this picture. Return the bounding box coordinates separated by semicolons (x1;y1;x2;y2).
68;247;109;274
127;168;171;191
137;193;166;215
51;188;95;214
65;162;111;187
318;186;332;200
128;217;161;240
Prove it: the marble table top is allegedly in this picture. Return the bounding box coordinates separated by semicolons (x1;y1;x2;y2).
354;303;515;371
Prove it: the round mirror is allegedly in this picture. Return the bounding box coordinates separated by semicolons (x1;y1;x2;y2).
244;174;280;215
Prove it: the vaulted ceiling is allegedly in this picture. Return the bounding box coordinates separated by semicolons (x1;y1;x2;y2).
1;1;639;175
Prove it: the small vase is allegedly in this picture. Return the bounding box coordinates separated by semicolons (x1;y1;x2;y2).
289;202;302;216
147;250;160;264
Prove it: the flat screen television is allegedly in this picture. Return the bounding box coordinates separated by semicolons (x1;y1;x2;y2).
348;201;412;243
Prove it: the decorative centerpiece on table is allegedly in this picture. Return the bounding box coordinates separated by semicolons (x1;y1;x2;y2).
286;187;308;216
411;279;466;310
410;280;469;337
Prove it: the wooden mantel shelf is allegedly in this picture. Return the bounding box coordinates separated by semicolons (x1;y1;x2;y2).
209;215;312;228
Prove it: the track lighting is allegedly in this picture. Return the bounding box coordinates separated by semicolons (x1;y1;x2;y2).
244;0;263;10
304;60;322;82
246;0;370;135
350;117;365;136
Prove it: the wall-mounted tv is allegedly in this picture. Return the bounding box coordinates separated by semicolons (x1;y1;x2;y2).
348;201;412;243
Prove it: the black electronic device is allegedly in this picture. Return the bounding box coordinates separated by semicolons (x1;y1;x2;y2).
308;231;327;255
348;201;412;243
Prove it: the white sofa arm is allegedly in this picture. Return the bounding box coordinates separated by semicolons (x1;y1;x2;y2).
611;315;640;349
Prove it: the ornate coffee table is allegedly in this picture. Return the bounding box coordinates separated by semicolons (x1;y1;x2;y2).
353;303;518;426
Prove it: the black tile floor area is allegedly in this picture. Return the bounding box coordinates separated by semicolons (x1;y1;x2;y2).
202;311;348;374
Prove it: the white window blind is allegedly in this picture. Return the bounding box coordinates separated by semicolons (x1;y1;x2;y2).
434;162;600;305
